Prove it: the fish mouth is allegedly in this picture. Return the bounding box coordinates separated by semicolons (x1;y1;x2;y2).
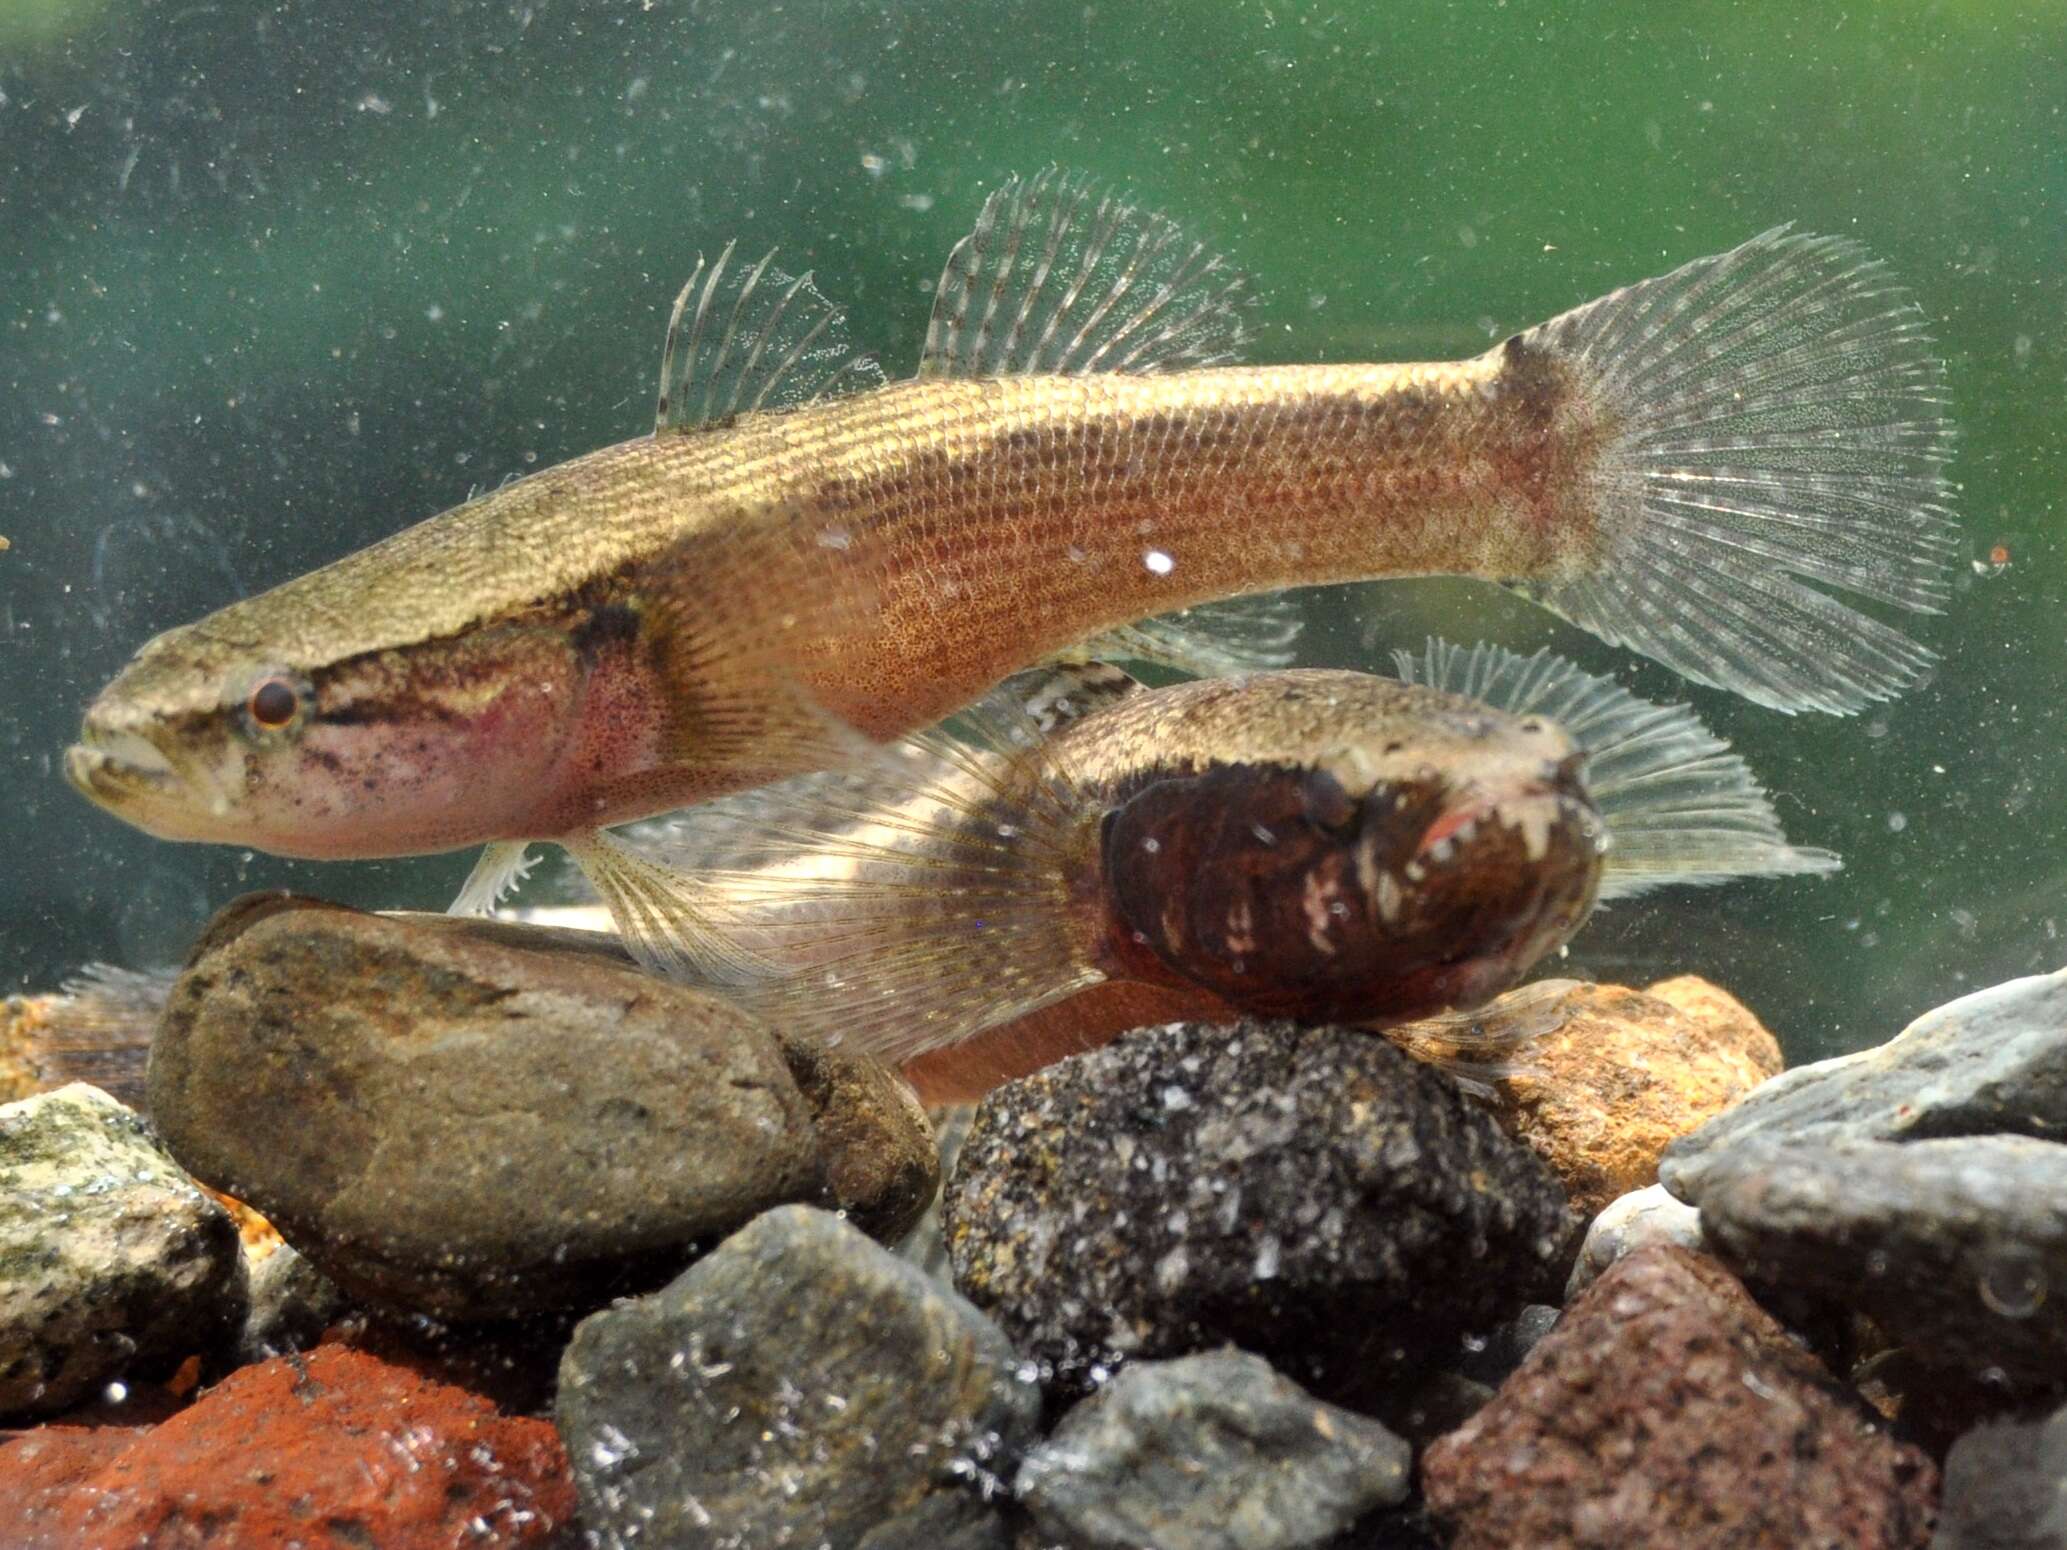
65;727;182;810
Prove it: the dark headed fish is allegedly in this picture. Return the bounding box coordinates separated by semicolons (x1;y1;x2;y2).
66;170;1950;981
637;645;1836;1101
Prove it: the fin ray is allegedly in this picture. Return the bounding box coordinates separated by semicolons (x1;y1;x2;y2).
1057;594;1304;676
1392;638;1841;896
919;167;1253;379
1516;227;1958;714
449;840;536;916
655;242;886;433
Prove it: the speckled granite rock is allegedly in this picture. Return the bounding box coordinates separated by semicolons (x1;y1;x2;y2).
1663;965;2067;1198
1565;1182;1707;1299
148;895;935;1319
1016;1350;1409;1550
1480;978;1781;1216
1689;1135;2067;1387
0;1343;573;1549
0;1084;246;1419
559;1204;1040;1550
1422;1245;1937;1550
1932;1401;2067;1549
945;1019;1577;1399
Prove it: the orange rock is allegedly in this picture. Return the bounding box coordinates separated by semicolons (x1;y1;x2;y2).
0;1345;574;1549
1482;977;1783;1216
0;995;48;1103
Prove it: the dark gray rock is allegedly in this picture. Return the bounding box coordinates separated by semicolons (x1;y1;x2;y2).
148;895;936;1320
901;1101;977;1282
1664;965;2067;1198
944;1019;1576;1399
238;1244;350;1362
0;1083;246;1417
1691;1136;2067;1386
1455;1303;1561;1389
1016;1350;1409;1550
558;1204;1040;1550
1933;1402;2067;1549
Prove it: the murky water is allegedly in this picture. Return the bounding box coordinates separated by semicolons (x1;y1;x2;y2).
3;0;2061;1064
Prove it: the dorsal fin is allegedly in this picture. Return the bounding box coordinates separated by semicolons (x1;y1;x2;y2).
1058;595;1305;678
655;242;886;432
1390;639;1841;897
918;167;1254;379
983;661;1140;736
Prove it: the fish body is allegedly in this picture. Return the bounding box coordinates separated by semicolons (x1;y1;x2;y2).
641;648;1836;1101
66;172;1954;977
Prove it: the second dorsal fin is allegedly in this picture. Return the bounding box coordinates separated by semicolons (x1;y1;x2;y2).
918;167;1254;379
655;242;887;432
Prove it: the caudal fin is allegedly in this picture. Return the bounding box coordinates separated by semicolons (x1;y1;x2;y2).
1515;228;1958;715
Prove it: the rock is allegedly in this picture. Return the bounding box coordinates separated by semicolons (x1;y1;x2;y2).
1453;1302;1560;1388
1688;1135;2067;1387
1933;1402;2067;1549
901;1101;978;1281
558;1204;1039;1550
1663;965;2067;1198
1016;1349;1410;1550
0;1084;246;1418
1478;978;1781;1216
0;995;42;1103
1422;1245;1938;1550
0;1342;573;1548
1564;1182;1707;1300
0;1423;152;1550
148;895;936;1319
945;1019;1576;1400
237;1244;350;1362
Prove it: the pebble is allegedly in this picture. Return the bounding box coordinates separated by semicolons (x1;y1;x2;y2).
1422;1245;1938;1549
1932;1401;2067;1550
0;1083;246;1419
237;1243;350;1363
1663;965;2067;1197
1016;1349;1410;1550
0;1341;574;1549
1564;1182;1707;1300
944;1019;1576;1399
1479;977;1781;1216
558;1203;1041;1549
147;895;936;1319
1687;1135;2067;1386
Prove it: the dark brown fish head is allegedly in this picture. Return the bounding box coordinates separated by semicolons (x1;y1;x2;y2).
1097;697;1606;1023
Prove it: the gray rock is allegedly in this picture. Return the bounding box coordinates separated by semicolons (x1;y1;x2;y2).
148;895;936;1319
1455;1303;1561;1389
900;1101;977;1282
238;1244;350;1362
945;1019;1577;1399
1565;1182;1706;1300
1933;1403;2067;1549
1690;1136;2067;1385
1016;1350;1410;1550
1664;965;2067;1198
0;1083;246;1418
558;1204;1040;1550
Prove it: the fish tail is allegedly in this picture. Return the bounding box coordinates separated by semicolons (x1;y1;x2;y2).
7;964;176;1108
1513;228;1959;714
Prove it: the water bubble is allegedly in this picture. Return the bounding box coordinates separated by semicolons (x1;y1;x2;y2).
1143;548;1174;576
1978;1253;2048;1318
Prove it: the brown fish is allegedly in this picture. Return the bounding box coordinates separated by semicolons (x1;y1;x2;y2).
632;645;1836;1102
66;170;1951;980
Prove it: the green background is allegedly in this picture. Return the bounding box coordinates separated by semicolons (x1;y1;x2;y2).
3;0;2061;1062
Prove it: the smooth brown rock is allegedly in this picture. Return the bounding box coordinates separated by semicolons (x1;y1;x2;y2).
1483;978;1783;1216
1422;1245;1938;1550
148;895;935;1320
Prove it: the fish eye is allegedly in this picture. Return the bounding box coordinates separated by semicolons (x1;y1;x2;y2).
240;671;311;736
